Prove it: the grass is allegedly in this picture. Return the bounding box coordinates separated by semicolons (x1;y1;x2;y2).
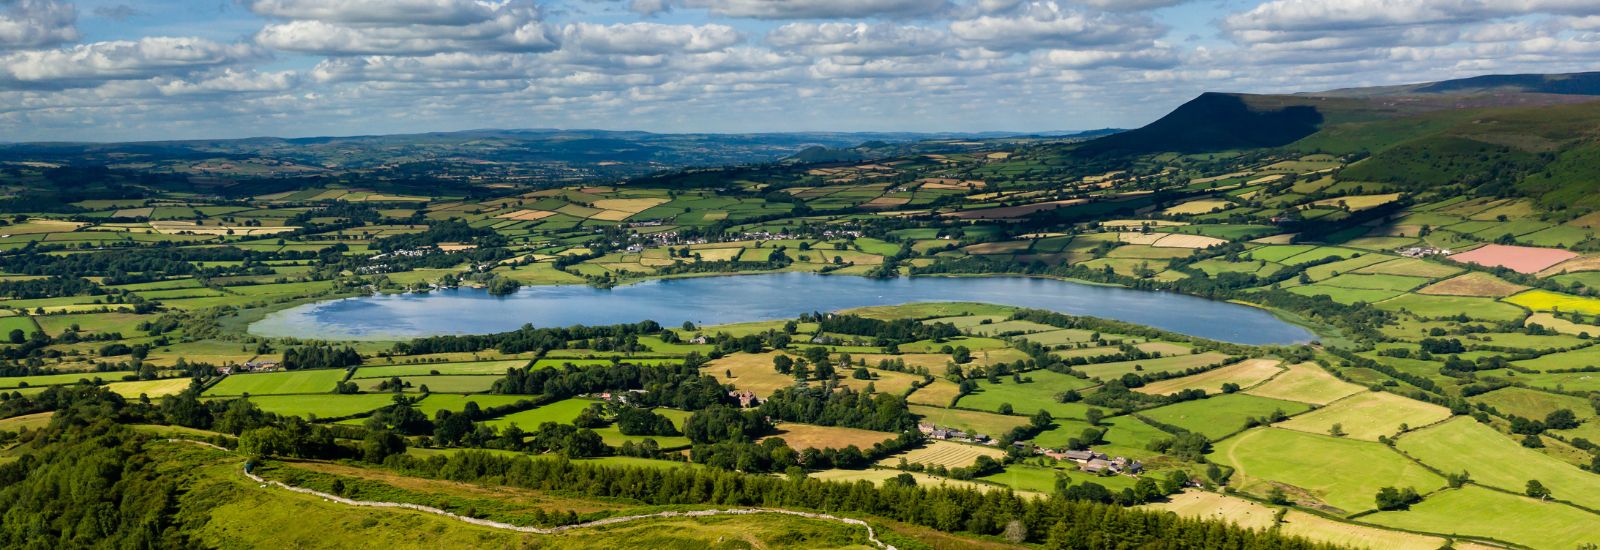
1363;486;1599;549
1416;272;1527;297
875;440;1006;469
1373;293;1528;322
204;369;350;396
1145;491;1449;550
1510;345;1600;372
414;394;535;417
1396;417;1600;511
483;398;595;430
361;375;498;393
1076;352;1233;380
0;411;52;431
705;351;797;398
908;404;1030;437
808;468;1011;494
1286;285;1405;305
1244;362;1365;405
1212;428;1444;515
1469;386;1594;421
1134;358;1283;396
954;369;1097;420
222;393;399;418
1139;394;1311;440
104;378;194;398
351;360;528;378
1276;391;1452;441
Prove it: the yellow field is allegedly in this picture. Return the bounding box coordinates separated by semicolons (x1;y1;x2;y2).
1135;359;1283;396
0;411;53;432
875;440;1005;469
905;379;962;406
1146;492;1447;550
1504;289;1600;315
705;351;796;397
1118;232;1165;245
694;248;743;262
1244;362;1364;405
760;423;897;451
494;209;557;221
1143;491;1276;529
587;210;635;221
105;378;194;398
837;368;930;397
148;221;295;236
1277;391;1452;441
808;468;1023;495
1162;200;1231;215
1309;193;1401;211
1524;313;1600;336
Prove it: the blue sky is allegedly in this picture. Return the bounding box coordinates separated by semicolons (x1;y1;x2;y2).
2;0;1598;141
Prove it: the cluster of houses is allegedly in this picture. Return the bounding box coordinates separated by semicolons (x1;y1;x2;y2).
1397;245;1451;258
728;389;759;408
918;423;995;446
1042;449;1144;475
214;360;280;375
593;389;647;405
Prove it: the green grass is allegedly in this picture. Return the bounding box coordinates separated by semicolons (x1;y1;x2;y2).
1396;417;1600;511
1468;386;1594;421
0;371;116;388
204;369;350;396
1511;345;1600;372
224;393;399;418
1212;427;1445;515
1286;284;1404;305
1076;352;1232;380
351;360;527;378
1363;486;1599;549
908;404;1030;436
1140;394;1311;440
0;315;39;337
1275;391;1452;441
361;375;498;393
1373;294;1528;322
954;369;1097;420
1315;273;1432;291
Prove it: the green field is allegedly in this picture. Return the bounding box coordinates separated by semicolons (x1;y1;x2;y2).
222;394;399;418
1275;391;1452;441
954;369;1097;420
351;360;528;378
1213;428;1444;514
204;369;350;396
1363;486;1599;549
1139;394;1311;440
1396;417;1600;510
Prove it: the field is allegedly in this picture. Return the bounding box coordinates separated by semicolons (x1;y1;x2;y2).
224;394;399;418
1469;386;1593;421
351;360;527;378
1363;486;1599;549
1276;391;1452;441
1243;362;1365;405
703;351;797;397
1504;289;1600;315
105;378;193;398
1373;293;1527;322
1145;491;1448;550
908;404;1030;436
1448;244;1577;274
1213;428;1445;514
875;440;1006;469
808;468;1011;494
954;369;1096;419
204;369;350;396
482;398;594;430
1415;272;1527;297
1075;352;1232;379
1139;393;1311;440
1134;358;1282;396
761;423;897;451
1395;417;1600;510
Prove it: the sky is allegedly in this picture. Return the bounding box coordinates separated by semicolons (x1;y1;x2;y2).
1;0;1599;142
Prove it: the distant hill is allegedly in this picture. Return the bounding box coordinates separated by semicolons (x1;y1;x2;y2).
1314;71;1600;98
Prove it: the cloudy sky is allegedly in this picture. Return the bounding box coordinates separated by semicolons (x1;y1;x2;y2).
2;0;1598;142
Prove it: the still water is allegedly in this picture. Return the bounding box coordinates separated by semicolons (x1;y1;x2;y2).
249;273;1315;344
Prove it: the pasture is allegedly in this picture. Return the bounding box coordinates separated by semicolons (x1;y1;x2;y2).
1363;486;1598;549
1276;391;1451;441
352;360;527;378
955;369;1097;419
1244;362;1364;405
908;404;1030;437
1134;359;1282;396
203;369;350;396
225;394;399;419
1212;428;1444;515
1139;394;1310;440
1075;352;1233;380
1396;417;1600;511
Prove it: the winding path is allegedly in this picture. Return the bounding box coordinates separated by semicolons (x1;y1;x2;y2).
168;439;894;549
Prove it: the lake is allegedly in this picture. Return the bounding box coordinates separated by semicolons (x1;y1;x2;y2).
249;273;1315;344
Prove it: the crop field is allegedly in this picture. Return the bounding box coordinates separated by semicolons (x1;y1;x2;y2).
808;468;1009;494
105;378;193;398
1504;289;1600;315
1243;362;1364;405
1145;491;1448;550
1213;428;1444;514
1140;393;1311;440
875;440;1006;469
1448;244;1577;274
908;404;1030;436
1396;418;1600;510
704;351;797;397
761;423;897;451
1363;486;1598;549
1416;272;1527;297
1134;358;1283;396
1276;391;1451;441
1075;352;1232;379
903;378;962;406
204;369;350;396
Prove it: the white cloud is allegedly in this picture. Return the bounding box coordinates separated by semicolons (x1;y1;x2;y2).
678;0;950;19
0;37;265;89
950;2;1163;51
0;0;76;50
561;22;741;55
1032;44;1178;69
253;0;558;55
767;22;948;57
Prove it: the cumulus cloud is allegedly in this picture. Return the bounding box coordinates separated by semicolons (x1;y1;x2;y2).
678;0;950;19
1032;44;1179;69
0;0;76;50
1223;0;1600;47
253;0;558;55
950;1;1163;51
1067;0;1187;11
561;22;741;55
767;22;947;57
0;37;265;89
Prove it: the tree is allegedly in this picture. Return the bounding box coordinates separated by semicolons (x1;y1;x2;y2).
6;329;22;344
1526;479;1551;499
998;403;1014;415
1375;487;1421;511
772;354;793;374
1084;407;1104;426
1329;423;1346;437
1545;409;1580;430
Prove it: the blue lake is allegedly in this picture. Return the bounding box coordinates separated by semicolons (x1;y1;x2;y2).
249;273;1315;344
